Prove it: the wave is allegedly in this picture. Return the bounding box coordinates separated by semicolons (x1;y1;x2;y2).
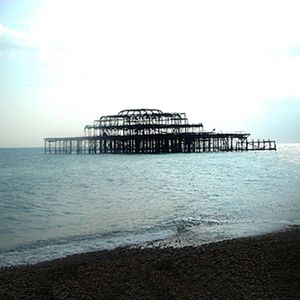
1;213;298;267
0;225;177;267
0;214;220;266
0;213;235;266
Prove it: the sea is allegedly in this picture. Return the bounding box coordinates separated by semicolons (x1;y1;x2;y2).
0;144;299;266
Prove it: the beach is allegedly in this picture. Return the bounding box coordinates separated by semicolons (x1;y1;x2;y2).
0;226;299;299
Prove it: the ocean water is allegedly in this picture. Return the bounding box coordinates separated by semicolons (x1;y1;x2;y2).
0;144;299;266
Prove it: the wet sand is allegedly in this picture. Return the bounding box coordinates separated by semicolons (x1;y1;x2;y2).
0;226;299;299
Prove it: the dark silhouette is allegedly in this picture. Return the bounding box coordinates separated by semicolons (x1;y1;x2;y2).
44;109;276;154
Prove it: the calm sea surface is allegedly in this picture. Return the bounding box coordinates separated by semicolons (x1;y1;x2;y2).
0;144;299;266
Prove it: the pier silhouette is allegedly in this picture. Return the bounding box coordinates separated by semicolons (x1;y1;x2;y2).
44;109;276;154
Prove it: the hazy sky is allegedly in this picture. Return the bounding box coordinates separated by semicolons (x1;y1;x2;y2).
1;0;300;146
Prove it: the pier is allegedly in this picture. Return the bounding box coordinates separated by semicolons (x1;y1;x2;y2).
44;109;276;154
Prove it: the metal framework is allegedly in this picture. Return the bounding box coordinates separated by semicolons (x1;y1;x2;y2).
44;108;276;154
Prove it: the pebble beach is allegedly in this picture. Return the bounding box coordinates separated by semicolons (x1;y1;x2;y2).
0;226;299;299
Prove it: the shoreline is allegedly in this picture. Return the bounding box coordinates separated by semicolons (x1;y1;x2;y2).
1;226;299;299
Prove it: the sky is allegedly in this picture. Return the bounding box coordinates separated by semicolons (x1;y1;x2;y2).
0;0;300;146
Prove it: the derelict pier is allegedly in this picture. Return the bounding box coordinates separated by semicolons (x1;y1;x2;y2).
44;109;276;154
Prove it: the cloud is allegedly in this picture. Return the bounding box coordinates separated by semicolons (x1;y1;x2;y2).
0;24;38;55
286;45;300;57
248;97;300;142
0;23;62;62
